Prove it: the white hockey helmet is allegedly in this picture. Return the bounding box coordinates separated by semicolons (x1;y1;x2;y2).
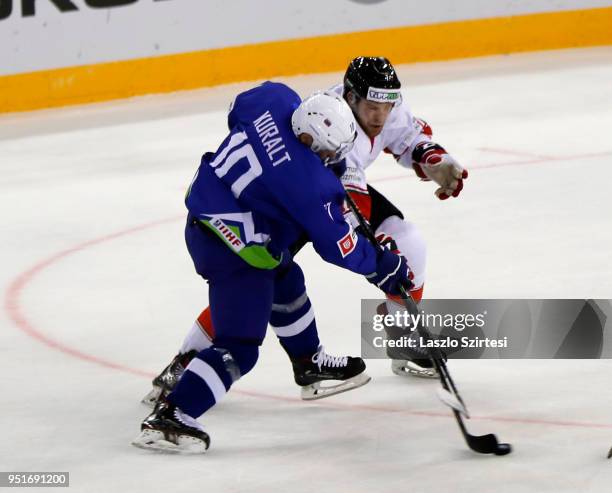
292;91;357;164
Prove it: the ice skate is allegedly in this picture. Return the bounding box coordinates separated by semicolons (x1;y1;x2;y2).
378;302;440;379
291;345;371;400
141;350;197;407
132;401;210;454
387;328;440;379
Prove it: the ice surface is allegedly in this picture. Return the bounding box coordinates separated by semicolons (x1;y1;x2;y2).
1;47;612;492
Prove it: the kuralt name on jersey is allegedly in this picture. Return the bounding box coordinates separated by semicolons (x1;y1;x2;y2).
253;111;292;166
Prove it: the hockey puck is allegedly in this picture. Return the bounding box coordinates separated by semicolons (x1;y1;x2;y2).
494;443;512;456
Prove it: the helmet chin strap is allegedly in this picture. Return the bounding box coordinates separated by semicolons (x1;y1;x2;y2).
308;141;336;166
318;152;334;166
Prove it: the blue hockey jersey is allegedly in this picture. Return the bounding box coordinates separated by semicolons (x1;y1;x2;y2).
185;81;378;275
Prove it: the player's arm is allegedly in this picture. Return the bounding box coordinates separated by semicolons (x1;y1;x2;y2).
274;174;409;295
309;194;411;296
387;108;468;200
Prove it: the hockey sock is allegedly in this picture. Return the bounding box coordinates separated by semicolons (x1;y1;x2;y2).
269;294;320;359
168;343;258;418
179;306;215;354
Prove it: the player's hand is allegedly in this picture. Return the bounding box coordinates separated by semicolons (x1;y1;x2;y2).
412;143;468;200
366;249;413;295
426;154;468;200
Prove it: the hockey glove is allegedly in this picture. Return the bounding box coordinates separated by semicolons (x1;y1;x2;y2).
412;142;468;200
366;249;413;296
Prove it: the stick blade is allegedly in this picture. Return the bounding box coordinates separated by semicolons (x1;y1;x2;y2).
466;432;512;456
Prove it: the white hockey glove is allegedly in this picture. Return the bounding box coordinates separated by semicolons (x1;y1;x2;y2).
412;142;468;200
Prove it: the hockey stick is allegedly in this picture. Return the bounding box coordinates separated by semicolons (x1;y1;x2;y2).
344;191;511;456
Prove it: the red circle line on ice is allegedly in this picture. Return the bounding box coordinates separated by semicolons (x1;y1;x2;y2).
4;214;612;430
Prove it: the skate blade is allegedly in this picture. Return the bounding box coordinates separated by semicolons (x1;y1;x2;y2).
391;359;438;379
131;429;208;454
141;387;162;408
300;373;371;401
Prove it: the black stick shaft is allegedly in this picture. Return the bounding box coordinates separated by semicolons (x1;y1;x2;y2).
344;191;486;450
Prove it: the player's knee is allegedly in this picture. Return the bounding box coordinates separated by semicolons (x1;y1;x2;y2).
403;220;426;256
220;343;260;377
377;216;426;251
376;216;427;287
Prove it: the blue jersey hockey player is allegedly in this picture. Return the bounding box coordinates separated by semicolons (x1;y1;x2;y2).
132;82;411;453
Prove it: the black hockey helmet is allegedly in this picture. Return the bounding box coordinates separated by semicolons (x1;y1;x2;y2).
343;56;402;104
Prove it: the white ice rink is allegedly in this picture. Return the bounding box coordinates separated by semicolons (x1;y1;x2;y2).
2;47;612;492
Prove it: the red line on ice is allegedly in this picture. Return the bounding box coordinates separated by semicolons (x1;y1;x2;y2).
4;209;612;430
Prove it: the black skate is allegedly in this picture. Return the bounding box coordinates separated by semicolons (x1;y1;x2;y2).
141;350;197;407
132;400;210;454
291;345;371;400
378;302;439;379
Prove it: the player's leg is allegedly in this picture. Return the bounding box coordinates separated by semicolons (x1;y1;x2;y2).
179;307;215;353
367;185;436;378
269;260;370;400
142;233;313;406
133;218;275;453
367;184;426;298
141;306;214;406
164;266;272;417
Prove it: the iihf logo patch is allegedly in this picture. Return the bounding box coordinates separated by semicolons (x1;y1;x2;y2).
337;229;358;258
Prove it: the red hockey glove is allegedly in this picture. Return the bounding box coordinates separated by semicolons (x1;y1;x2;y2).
412;142;468;200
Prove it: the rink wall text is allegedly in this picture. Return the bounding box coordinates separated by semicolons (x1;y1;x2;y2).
2;1;612;112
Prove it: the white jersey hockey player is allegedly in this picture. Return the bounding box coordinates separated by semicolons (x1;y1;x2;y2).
331;56;468;378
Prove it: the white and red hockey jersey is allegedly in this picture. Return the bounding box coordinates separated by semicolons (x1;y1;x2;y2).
329;84;431;194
